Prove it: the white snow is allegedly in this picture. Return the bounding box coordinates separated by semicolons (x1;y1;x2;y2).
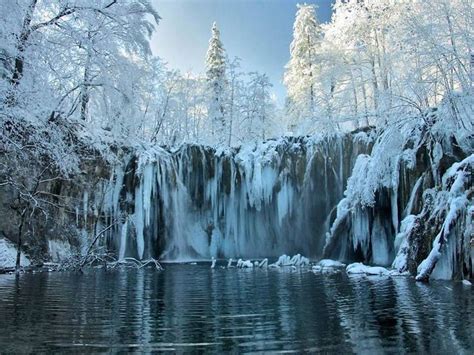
392;215;416;272
269;254;310;267
0;238;30;268
236;259;253;268
346;262;390;276
258;258;268;268
48;239;72;263
416;155;473;281
318;259;346;268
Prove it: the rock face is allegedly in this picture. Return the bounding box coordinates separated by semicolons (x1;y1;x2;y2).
0;154;114;264
322;122;473;280
0;122;471;281
106;133;373;261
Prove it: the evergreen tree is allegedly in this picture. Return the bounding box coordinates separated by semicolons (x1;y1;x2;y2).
283;4;322;133
205;22;227;144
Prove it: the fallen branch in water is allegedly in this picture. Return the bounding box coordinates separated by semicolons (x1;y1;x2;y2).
80;223;117;271
108;257;163;270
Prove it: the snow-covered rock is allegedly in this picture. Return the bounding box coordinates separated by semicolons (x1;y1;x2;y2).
291;254;310;266
416;155;473;281
236;259;253;268
346;262;390;276
258;258;268;268
0;238;30;269
270;254;292;267
270;254;310;267
318;259;346;268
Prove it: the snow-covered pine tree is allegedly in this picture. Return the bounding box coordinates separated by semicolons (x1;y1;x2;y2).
205;22;227;145
283;3;322;134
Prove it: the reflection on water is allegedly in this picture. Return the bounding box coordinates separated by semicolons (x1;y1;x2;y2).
0;265;472;353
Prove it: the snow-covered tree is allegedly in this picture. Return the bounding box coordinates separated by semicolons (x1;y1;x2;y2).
283;0;473;131
283;3;323;133
0;0;159;139
226;56;244;146
242;72;275;142
0;0;160;270
205;22;227;145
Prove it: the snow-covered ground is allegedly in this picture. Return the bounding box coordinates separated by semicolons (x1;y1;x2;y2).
0;238;30;269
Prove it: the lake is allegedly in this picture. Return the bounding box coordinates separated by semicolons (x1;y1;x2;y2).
0;264;472;353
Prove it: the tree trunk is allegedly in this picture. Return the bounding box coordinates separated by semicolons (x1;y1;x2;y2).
6;0;37;105
15;209;27;273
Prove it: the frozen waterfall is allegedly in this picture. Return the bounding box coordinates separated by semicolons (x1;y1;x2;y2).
105;134;372;261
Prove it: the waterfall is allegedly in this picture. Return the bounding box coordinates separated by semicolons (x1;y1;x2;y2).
108;134;372;261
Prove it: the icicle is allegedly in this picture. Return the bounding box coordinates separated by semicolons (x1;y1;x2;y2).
119;220;128;260
403;174;424;217
112;134;366;263
134;183;145;260
83;191;88;225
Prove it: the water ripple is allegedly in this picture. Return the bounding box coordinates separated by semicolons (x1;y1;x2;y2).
0;266;472;353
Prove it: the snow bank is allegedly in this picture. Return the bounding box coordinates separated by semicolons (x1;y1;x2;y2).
346;262;390;276
0;238;30;269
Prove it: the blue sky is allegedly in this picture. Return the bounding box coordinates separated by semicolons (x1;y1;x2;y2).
150;0;335;104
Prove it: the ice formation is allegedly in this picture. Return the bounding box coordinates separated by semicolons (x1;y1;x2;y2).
104;135;371;262
81;121;471;280
416;155;473;281
322;120;472;281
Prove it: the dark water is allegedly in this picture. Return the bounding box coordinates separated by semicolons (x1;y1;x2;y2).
0;264;472;353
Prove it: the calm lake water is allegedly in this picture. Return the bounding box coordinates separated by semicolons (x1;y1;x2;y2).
0;264;472;353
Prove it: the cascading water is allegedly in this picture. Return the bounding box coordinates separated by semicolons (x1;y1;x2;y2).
105;134;373;261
